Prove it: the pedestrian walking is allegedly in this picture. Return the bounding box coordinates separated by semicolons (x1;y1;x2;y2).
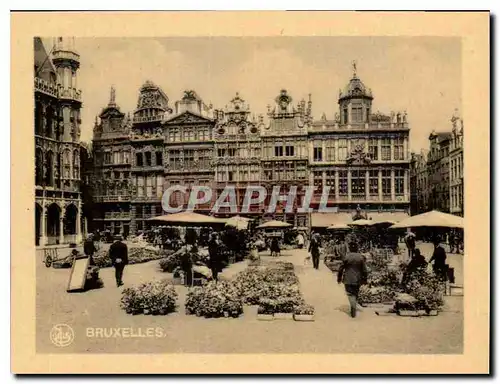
108;235;128;287
337;241;369;318
83;234;97;263
404;232;416;260
429;237;448;281
309;232;321;269
208;233;221;282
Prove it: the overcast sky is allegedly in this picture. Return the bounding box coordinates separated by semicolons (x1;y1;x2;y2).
44;37;461;151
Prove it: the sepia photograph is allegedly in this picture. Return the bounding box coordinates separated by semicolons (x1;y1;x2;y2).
12;11;489;373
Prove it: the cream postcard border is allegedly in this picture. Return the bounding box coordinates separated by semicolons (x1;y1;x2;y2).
11;11;489;374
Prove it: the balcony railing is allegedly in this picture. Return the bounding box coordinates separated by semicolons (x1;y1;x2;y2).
94;195;131;202
34;77;58;98
104;212;131;219
34;77;82;101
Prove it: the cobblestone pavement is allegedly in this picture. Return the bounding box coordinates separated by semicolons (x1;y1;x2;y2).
36;245;463;354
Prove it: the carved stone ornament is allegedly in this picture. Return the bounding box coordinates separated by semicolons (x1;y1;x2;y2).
346;143;371;165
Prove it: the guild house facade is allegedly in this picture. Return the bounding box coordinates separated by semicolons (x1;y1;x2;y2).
34;37;85;246
89;64;411;236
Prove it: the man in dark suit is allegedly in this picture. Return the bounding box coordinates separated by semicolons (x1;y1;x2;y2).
83;234;97;266
337;241;368;318
108;236;128;287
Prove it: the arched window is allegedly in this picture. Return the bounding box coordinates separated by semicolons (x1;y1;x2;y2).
35;102;44;135
73;149;79;179
45;106;54;138
63;149;71;179
44;151;54;186
35;148;43;186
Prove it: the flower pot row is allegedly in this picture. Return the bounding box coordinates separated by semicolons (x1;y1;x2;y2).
257;313;315;322
398;309;439;317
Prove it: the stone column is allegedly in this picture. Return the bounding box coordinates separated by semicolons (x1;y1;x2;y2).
391;169;396;201
378;170;382;201
58;215;64;245
335;170;340;200
404;169;409;201
365;170;370;200
377;138;382;161
390;138;394;161
40;204;47;246
322;170;326;186
334;139;339;163
403;137;408;161
347;170;352;201
76;202;82;244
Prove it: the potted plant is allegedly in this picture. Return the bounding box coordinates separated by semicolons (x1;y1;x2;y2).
293;304;315;321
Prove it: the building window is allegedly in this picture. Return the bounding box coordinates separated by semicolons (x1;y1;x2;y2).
381;138;391;161
285;145;295;157
338;139;348;161
325;141;335;161
217;148;226;157
342;107;348;124
275;146;283;157
382;170;391;197
137;176;144;197
395;169;404;195
145;152;152;166
296;167;306;180
369;170;379;195
285;162;294;180
228;171;234;182
351;106;363;123
369;139;378;160
394;137;404;160
313;172;323;193
168;128;180;142
228;148;237;157
325;171;336;197
338;171;348;196
170;150;181;170
136;153;143;167
313;147;323;162
146;176;154;197
124;152;130;164
366;108;370;122
351;170;365;198
156;151;163;166
104;152;112;164
199;150;210;169
184;150;194;169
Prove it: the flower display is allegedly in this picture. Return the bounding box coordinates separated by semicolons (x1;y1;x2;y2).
185;281;243;318
120;279;178;315
93;247;171;268
293;303;315;315
234;261;304;313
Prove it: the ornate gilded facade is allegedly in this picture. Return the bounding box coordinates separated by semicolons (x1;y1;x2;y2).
308;67;411;224
91;87;133;236
90;64;413;235
213;93;261;217
260;90;312;226
34;37;84;246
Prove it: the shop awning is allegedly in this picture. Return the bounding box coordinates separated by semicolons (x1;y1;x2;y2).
311;213;353;228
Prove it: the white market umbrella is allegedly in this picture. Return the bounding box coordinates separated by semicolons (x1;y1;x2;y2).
148;212;227;226
327;223;351;231
225;216;251;230
348;219;373;227
257;220;293;229
390;210;464;229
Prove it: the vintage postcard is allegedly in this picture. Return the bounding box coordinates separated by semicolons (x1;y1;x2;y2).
11;11;489;374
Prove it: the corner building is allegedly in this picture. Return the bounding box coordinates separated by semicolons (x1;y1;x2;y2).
309;69;411;226
34;37;84;246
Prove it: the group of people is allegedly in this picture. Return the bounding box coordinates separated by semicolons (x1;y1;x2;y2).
82;234;129;288
310;233;451;318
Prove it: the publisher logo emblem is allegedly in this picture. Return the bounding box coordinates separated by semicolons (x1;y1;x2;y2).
50;324;74;347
